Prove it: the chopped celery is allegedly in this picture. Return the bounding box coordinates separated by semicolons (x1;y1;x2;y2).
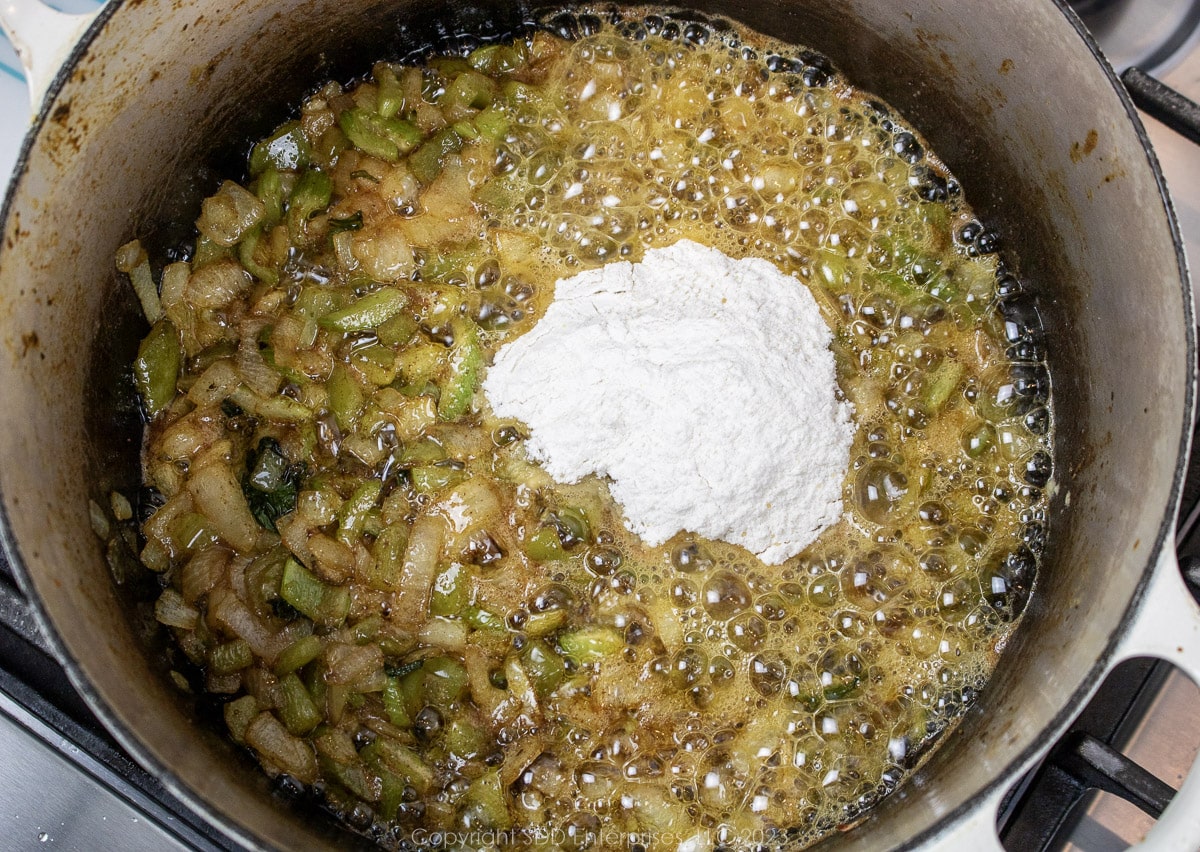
363;737;433;794
444;71;497;113
423;656;469;705
363;524;409;592
408;127;463;184
277;672;323;735
287;169;333;234
281;558;348;626
254;166;288;225
523;608;568;639
134;319;181;417
465;606;506;632
327;362;365;431
250;121;310;175
280;558;326;621
438;319;483;421
374;63;406;119
377;312;419;347
524;526;566;562
468;43;525;75
429;562;467;617
444;717;488;759
473;106;510;142
336;480;382;545
521;639;566;695
411;465;467;494
209;639;253;674
339;108;422;162
319;288;408;333
558;626;624;664
382;676;412;727
465;771;512;830
924;360;965;412
274;634;323;675
224;694;260;744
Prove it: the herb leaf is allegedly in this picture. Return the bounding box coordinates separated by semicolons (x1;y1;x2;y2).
242;437;304;532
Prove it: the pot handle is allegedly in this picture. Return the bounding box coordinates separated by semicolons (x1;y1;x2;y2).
1121;67;1200;146
921;546;1200;852
0;0;101;115
1109;546;1200;849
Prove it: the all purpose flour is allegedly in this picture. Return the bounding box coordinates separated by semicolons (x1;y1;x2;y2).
482;239;855;565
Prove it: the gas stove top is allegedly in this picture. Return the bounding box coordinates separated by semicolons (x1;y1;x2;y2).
1;2;1200;850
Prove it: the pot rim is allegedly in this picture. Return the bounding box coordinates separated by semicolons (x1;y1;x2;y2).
0;0;1194;848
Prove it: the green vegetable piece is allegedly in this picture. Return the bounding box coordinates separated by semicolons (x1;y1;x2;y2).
209;639;253;675
280;558;348;627
524;526;567;562
422;656;468;706
134;319;181;417
254;166;287;225
429;562;468;617
363;737;433;794
277;672;323;735
377;312;419;347
465;771;512;831
408;127;463;183
924;360;965;413
224;695;260;744
874;270;918;299
336;480;383;545
558;626;624;664
465;606;506;632
328;210;364;233
444;717;488;760
326;362;365;431
550;506;590;548
318;288;408;333
320;586;351;627
274;634;323;676
339;108;423;162
822;673;862;702
242;437;302;533
815;250;851;291
521;639;566;695
376;765;408;820
385;658;425;679
411;465;467;494
523;608;568;639
374;63;406;119
287;169;333;234
468;43;525;75
445;71;497;113
250;121;311;175
382;676;412;727
237;227;280;285
473;106;510;142
438;319;483;421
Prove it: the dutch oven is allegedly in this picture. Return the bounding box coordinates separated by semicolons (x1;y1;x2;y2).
1;0;1199;848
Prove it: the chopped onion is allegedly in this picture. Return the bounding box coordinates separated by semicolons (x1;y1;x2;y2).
244;712;318;784
187;461;262;553
154;588;199;630
390;514;445;628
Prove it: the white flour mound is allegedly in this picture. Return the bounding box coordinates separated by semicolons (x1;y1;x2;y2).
482;239;854;565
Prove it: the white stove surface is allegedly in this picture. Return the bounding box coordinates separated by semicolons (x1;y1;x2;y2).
0;5;1198;852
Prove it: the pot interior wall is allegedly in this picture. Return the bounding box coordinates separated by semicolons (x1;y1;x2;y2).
0;0;1188;848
